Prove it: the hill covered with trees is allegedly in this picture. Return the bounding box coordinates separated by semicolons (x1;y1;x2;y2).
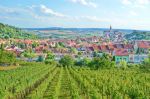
0;23;37;39
125;31;150;40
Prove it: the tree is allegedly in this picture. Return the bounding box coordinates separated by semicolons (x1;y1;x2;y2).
58;42;65;47
88;57;115;70
140;55;150;71
70;48;78;54
119;60;127;70
93;51;98;57
59;55;74;66
75;58;91;66
102;53;112;60
0;50;16;65
21;50;36;62
37;55;44;62
32;42;39;48
45;52;55;64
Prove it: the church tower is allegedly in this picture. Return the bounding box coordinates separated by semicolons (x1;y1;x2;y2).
110;25;112;32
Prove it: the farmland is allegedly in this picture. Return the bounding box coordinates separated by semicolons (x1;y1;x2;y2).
0;64;149;99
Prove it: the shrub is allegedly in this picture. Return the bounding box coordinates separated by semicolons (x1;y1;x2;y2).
59;55;74;66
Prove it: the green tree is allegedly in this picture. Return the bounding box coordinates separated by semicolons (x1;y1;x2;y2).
45;52;55;64
32;42;39;48
70;48;78;54
89;57;115;70
37;55;44;62
0;50;16;65
75;58;91;66
59;55;74;66
21;50;36;62
119;60;127;70
141;55;150;71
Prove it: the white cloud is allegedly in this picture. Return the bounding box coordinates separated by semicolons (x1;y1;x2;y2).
137;0;150;5
40;5;66;17
121;0;150;6
122;0;132;5
71;0;97;8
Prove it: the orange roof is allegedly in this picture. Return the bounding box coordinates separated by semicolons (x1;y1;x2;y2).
138;41;150;49
114;49;129;56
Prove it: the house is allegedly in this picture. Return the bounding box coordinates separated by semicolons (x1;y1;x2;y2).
5;45;24;56
48;41;56;47
129;54;148;63
134;40;150;54
113;49;129;63
86;36;99;43
66;40;76;47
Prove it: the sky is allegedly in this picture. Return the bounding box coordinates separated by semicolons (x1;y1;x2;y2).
0;0;150;30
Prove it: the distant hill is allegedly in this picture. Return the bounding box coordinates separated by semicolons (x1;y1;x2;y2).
24;27;150;40
0;23;37;39
125;31;150;40
24;27;134;39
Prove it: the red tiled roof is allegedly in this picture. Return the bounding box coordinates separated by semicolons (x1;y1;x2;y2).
138;41;150;49
24;40;32;44
114;49;129;56
100;45;108;51
124;44;134;49
108;44;115;50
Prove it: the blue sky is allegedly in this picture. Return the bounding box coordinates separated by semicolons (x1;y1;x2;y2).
0;0;150;30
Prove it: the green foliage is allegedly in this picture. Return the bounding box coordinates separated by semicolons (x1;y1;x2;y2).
58;42;65;47
21;50;36;61
119;60;127;70
140;56;150;71
0;63;149;98
45;52;55;64
0;23;37;39
75;58;91;66
89;57;115;69
36;55;44;62
0;50;16;65
93;51;98;57
59;55;74;66
70;47;78;54
32;41;39;48
125;31;150;40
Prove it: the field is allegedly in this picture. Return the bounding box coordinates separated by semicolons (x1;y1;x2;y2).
0;64;150;99
0;66;20;71
32;29;101;39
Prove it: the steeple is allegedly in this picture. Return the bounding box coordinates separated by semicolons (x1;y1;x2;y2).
110;25;112;31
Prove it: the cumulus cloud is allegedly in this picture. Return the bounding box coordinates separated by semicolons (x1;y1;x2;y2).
71;0;97;8
28;5;67;18
122;0;132;5
40;5;66;17
121;0;150;7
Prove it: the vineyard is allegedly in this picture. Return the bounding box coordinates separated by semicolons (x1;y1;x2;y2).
0;64;150;99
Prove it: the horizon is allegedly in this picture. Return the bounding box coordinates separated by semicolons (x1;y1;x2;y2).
0;0;150;30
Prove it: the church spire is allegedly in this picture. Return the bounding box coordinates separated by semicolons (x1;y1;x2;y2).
110;25;112;31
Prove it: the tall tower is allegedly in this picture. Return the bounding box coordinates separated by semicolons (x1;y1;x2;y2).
110;25;112;32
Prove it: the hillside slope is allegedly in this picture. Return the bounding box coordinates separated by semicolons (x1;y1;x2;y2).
125;31;150;40
0;23;37;39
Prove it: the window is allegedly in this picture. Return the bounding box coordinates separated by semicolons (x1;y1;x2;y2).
123;58;126;61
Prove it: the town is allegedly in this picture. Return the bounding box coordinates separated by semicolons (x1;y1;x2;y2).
0;0;150;98
1;26;149;64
